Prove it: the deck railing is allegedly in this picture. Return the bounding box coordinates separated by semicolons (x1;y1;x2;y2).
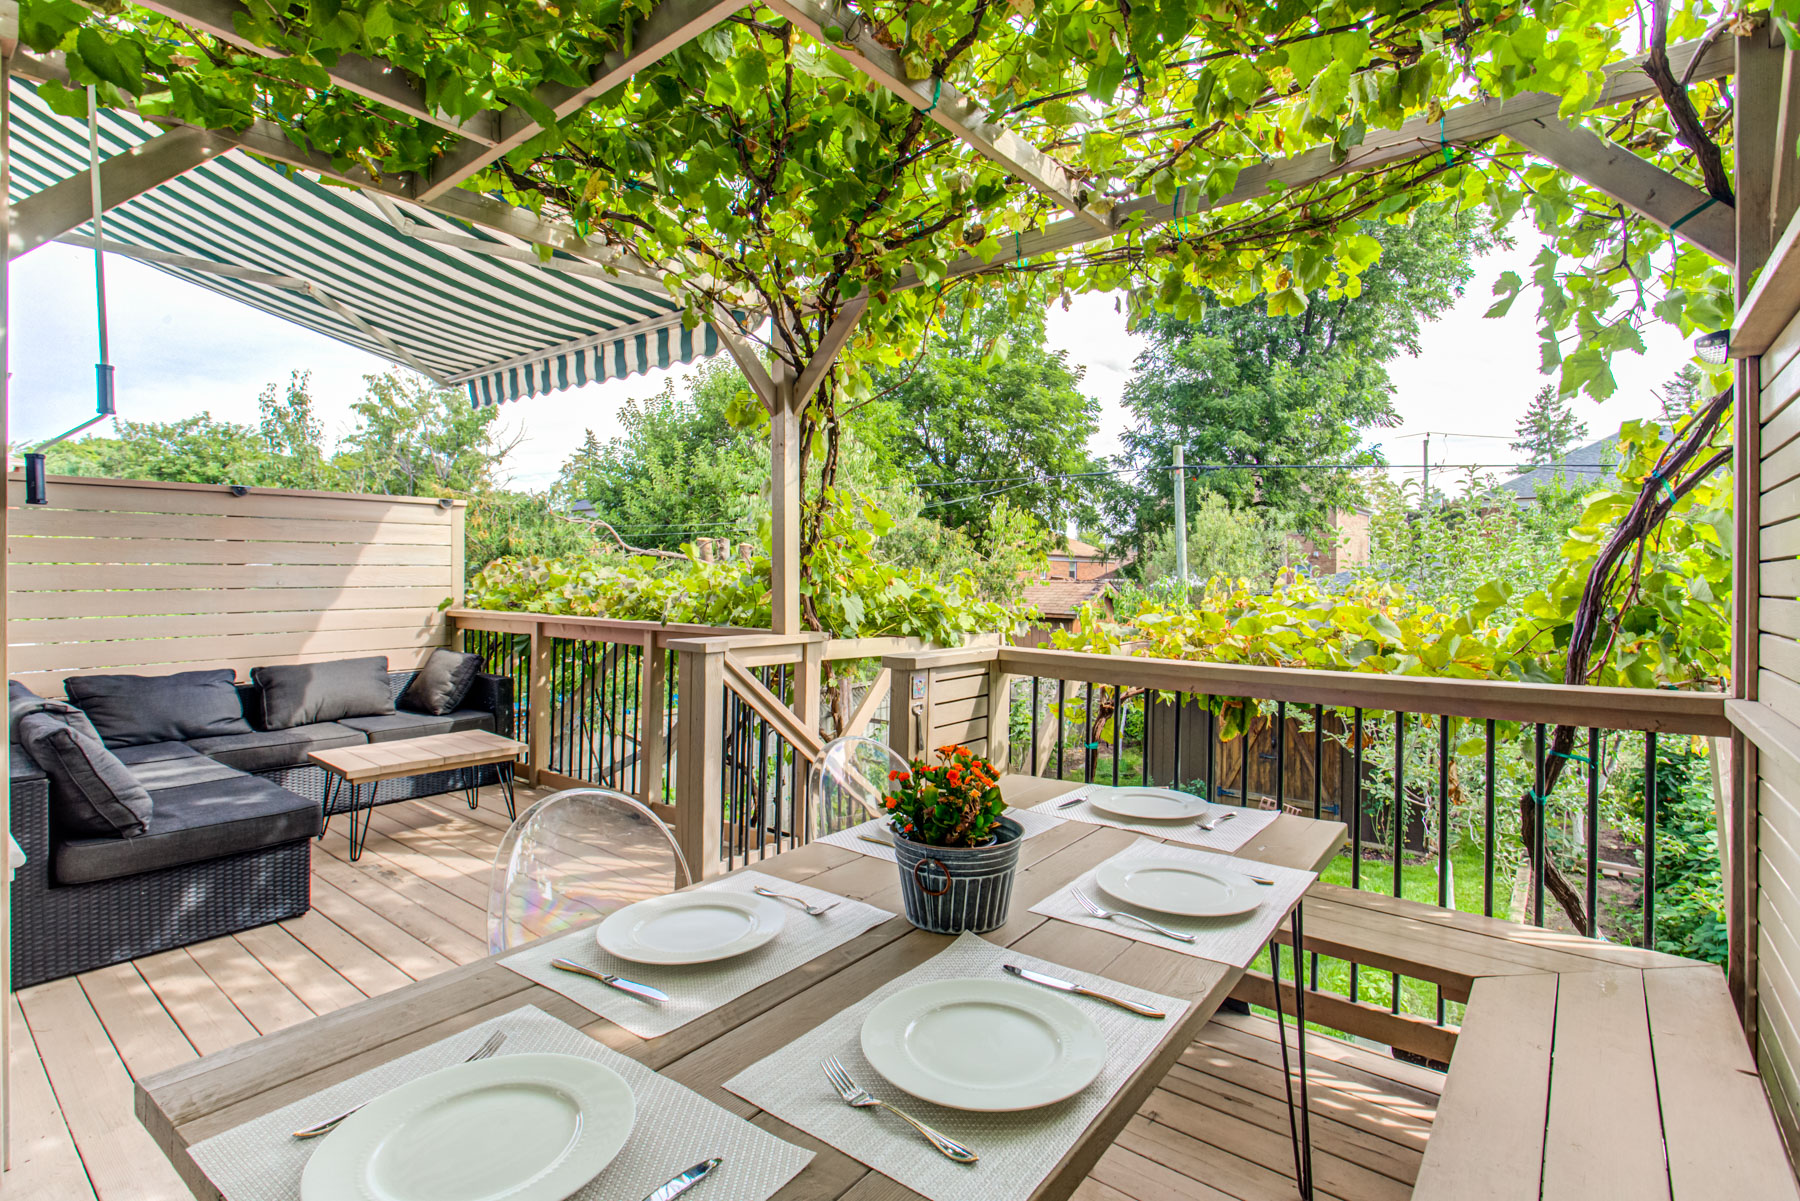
886;643;1731;1051
449;611;1730;1052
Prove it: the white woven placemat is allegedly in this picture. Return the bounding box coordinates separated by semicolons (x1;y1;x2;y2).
814;807;1067;863
501;870;892;1038
1029;837;1314;967
188;1004;813;1201
724;931;1187;1201
1029;784;1278;853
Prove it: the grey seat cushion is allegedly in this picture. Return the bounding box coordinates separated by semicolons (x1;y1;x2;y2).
54;774;323;885
401;650;484;716
253;657;394;730
125;751;245;793
17;710;155;838
111;741;207;767
188;721;367;773
337;708;495;743
63;669;253;747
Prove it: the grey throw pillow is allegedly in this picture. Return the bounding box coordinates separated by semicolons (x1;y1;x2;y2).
64;669;253;747
401;650;484;716
17;710;153;838
253;657;395;731
9;679;55;743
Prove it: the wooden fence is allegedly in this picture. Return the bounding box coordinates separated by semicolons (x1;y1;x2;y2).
6;474;464;694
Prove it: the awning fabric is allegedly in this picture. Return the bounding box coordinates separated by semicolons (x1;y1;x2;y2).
7;80;721;406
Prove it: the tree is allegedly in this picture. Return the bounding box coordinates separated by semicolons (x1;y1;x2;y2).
1511;385;1590;467
1115;205;1488;550
867;291;1100;535
552;362;770;552
1658;365;1705;428
1139;495;1292;591
334;373;517;496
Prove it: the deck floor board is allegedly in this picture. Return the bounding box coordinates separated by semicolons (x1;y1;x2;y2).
4;783;1439;1199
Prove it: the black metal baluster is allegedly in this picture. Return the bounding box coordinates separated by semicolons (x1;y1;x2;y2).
1644;731;1658;950
1312;704;1323;820
1392;713;1404;1015
664;651;676;804
1582;727;1599;937
1111;685;1123;786
1533;723;1546;927
1276;701;1287;812
1084;681;1096;783
1437;713;1450;1026
1139;688;1151;786
1030;677;1041;775
1056;679;1067;779
1350;708;1363;1004
1484;719;1496;918
1206;697;1216;803
1171;691;1184;790
1240;704;1250;805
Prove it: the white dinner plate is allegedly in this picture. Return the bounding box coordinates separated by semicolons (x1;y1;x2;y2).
299;1052;635;1201
859;978;1106;1111
1085;786;1210;822
1094;857;1262;917
596;890;787;965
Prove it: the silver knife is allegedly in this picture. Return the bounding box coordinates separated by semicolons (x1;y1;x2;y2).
550;957;670;1003
857;832;893;846
1055;795;1087;809
643;1157;722;1201
1003;964;1166;1018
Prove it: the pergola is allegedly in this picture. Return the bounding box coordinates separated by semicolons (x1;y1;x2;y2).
0;2;1753;639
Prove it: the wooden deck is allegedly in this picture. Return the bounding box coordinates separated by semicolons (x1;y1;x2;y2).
4;784;1439;1201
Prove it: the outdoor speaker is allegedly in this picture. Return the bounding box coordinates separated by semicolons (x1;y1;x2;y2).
24;453;47;505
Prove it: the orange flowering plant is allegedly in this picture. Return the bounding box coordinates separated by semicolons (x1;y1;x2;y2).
882;745;1007;848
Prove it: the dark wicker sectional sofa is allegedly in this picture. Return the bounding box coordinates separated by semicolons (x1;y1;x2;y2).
10;667;515;990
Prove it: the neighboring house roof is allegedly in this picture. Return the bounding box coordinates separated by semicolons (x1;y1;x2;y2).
1021;578;1115;620
1498;435;1622;501
1053;538;1112;560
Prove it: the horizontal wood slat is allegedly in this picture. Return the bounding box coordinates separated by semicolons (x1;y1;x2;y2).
12;507;455;545
8;626;445;674
6;477;458;524
12;563;451;591
8;537;452;567
8;476;464;692
7;586;456;621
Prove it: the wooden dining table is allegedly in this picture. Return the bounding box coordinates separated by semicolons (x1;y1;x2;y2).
135;773;1348;1201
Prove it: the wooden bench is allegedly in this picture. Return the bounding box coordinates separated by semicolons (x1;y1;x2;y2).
1245;883;1800;1197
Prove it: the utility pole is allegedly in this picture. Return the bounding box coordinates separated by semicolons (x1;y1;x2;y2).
1172;444;1189;593
1422;433;1431;507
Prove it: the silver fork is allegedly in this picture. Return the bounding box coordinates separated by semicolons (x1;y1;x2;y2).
1070;887;1197;943
292;1030;507;1139
1199;811;1238;832
754;885;840;916
821;1057;978;1163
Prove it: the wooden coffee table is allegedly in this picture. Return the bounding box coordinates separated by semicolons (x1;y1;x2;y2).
310;729;525;860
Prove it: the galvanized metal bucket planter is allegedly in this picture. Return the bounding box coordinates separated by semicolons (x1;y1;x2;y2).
892;816;1024;934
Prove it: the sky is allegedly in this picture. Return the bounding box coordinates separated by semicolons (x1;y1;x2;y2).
11;229;1697;495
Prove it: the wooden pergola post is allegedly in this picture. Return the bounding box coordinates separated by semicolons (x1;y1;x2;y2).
713;302;868;642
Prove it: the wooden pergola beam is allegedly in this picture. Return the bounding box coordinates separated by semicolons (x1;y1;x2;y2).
127;0;500;144
7;123;228;257
1507;116;1735;265
898;33;1736;293
419;0;746;201
768;0;1111;235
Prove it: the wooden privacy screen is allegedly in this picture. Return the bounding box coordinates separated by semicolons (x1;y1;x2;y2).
6;474;464;695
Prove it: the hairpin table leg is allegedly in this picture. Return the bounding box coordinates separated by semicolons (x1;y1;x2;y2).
1270;900;1315;1200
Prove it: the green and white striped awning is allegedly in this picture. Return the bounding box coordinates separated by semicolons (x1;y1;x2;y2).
7;79;722;406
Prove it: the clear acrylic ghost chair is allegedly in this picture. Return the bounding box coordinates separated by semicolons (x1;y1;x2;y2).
487;787;692;953
807;735;911;838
